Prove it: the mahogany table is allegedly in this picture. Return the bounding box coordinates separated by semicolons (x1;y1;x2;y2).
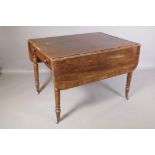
28;32;140;123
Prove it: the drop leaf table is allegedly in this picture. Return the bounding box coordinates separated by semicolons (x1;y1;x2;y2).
28;32;140;123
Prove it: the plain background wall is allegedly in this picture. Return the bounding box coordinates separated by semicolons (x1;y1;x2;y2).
0;26;155;73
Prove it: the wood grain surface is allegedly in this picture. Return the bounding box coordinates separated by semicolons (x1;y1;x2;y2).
28;32;140;123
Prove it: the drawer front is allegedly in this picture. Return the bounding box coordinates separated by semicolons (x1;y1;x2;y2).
35;50;52;69
28;41;52;69
53;46;140;89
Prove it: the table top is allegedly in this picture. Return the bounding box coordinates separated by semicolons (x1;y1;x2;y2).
29;32;139;59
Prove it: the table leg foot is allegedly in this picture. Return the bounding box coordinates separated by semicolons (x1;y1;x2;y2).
56;109;60;123
54;88;61;123
125;72;132;100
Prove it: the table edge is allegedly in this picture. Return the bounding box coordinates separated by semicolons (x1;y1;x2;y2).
28;39;141;62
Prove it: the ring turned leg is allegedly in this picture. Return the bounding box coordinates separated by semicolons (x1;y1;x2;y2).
125;72;133;100
54;88;61;123
33;57;40;94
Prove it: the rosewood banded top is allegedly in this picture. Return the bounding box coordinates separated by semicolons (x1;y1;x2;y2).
28;32;140;60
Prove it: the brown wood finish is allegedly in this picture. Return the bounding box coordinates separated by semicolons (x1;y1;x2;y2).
33;56;40;94
54;88;61;123
28;32;140;123
125;72;133;100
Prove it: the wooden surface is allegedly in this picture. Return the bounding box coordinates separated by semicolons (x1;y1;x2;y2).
28;32;140;123
28;32;140;59
52;46;139;90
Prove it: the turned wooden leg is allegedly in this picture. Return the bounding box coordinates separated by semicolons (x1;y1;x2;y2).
33;57;40;94
54;88;61;123
125;72;133;100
